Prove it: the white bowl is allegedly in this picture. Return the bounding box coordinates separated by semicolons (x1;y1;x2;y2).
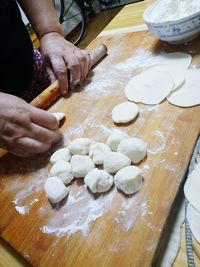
143;2;200;44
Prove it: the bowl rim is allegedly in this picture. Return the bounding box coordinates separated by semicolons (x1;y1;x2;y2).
143;1;200;26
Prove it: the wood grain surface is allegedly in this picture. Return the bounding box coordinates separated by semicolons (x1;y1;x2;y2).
0;31;200;267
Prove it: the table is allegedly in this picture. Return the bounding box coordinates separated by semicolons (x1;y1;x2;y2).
1;0;200;266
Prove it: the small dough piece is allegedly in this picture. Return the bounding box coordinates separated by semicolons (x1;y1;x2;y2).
45;176;69;204
184;162;200;212
68;138;92;155
52;112;65;122
49;160;73;185
50;147;71;164
84;168;113;193
103;152;131;174
187;203;200;244
157;52;192;70
117;137;147;164
71;155;95;178
167;69;200;107
112;102;139;123
107;130;129;151
114;166;143;194
89;143;111;165
147;64;185;92
125;68;174;104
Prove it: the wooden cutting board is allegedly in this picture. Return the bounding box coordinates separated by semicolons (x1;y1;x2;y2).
0;31;200;267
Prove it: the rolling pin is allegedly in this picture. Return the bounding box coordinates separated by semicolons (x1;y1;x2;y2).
31;44;108;109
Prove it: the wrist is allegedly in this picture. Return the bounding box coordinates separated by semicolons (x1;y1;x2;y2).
38;29;63;40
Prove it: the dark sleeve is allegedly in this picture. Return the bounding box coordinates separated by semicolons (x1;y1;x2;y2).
0;0;34;96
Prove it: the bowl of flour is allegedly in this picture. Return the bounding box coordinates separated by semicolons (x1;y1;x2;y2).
143;0;200;44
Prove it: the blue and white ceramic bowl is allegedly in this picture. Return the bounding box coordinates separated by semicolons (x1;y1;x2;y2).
143;2;200;44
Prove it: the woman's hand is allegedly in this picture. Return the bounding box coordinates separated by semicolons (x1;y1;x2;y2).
40;32;91;96
0;93;62;157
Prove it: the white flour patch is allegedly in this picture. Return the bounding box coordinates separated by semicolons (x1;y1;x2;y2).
11;168;46;215
140;104;160;113
147;130;166;154
40;186;116;237
114;197;153;233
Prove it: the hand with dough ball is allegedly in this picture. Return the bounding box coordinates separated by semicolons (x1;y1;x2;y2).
0;93;61;157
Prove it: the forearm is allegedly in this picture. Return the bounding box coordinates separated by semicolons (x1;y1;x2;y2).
17;0;63;39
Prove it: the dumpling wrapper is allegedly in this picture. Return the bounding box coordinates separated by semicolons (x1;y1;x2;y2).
184;162;200;212
155;52;192;70
167;69;200;107
187;203;200;244
125;68;174;105
147;64;186;92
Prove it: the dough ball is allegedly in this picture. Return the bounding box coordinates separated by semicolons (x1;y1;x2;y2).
103;152;131;174
68;138;92;155
49;160;73;185
45;176;69;204
52;112;65;122
89;143;111;165
125;68;174;104
114;166;143;194
112;102;139;123
50;147;71;164
84;168;113;193
117;137;147;164
71;155;95;178
107;130;129;151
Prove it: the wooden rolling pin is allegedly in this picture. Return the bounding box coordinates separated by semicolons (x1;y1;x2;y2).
31;44;108;109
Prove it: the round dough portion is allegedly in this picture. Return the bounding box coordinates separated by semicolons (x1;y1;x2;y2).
114;166;143;194
112;102;139;123
68;138;92;155
84;168;113;193
89;143;111;165
117;137;147;164
107;130;129;151
50;147;71;164
71;155;95;178
125;68;174;104
167;69;200;107
45;176;69;204
103;152;131;174
187;203;200;244
184;162;200;212
49;160;73;185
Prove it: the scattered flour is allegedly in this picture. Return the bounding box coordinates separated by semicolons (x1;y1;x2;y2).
147;130;166;155
40;186;116;237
